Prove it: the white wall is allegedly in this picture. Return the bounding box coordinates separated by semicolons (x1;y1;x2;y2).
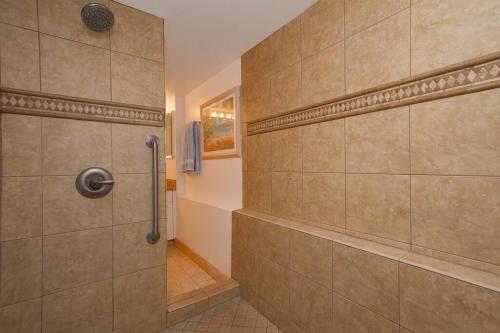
175;58;242;276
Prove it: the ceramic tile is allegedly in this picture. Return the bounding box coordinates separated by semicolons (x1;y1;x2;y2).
43;228;112;293
0;298;41;333
41;117;111;175
411;0;500;74
345;0;410;37
266;27;286;76
232;212;259;255
0;0;37;29
399;263;500;333
301;0;344;57
114;219;167;275
111;123;166;173
1;177;42;241
38;0;110;48
0;23;40;91
232;250;258;304
271;127;302;172
346;9;410;93
247;171;271;213
301;42;345;106
290;230;332;289
111;51;164;108
346;174;411;243
42;280;113;333
410;90;500;176
112;173;166;225
281;17;301;69
247;132;272;172
332;243;399;322
289;271;333;333
302;173;345;230
411;175;500;266
257;257;290;314
114;266;167;333
243;35;273;79
0;237;42;306
332;292;399;333
43;176;112;234
1;114;41;176
346;107;410;174
302;119;345;173
400;252;500;293
164;297;277;333
270;62;301;115
257;220;290;267
40;34;111;100
242;71;271;122
411;244;500;277
271;172;302;221
110;1;164;62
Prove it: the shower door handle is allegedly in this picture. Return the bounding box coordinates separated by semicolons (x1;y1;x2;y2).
146;135;161;244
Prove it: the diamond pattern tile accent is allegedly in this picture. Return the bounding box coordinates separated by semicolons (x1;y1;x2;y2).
247;57;500;135
0;89;164;127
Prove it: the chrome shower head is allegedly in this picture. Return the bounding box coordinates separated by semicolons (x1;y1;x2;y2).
81;3;114;32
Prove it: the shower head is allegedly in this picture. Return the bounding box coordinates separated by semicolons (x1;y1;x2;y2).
81;3;114;32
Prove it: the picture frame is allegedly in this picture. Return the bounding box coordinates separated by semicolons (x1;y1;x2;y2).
200;87;241;159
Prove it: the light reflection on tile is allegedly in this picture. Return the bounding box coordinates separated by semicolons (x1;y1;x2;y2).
167;244;217;301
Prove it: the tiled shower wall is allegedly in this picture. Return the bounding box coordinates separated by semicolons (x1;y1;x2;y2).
237;0;500;332
241;0;500;274
0;1;167;332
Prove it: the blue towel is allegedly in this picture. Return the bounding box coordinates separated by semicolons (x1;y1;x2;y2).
181;121;201;173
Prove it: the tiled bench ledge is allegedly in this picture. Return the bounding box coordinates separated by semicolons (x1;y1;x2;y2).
234;208;500;292
233;208;500;333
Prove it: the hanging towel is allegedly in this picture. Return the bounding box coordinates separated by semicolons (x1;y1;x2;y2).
181;121;202;173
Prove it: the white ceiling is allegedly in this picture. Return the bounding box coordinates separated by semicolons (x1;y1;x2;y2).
117;0;316;95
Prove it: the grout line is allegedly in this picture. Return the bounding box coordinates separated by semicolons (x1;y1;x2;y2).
334;288;402;327
343;118;347;232
109;27;113;103
7;171;498;179
37;31;42;94
344;5;411;40
408;0;413;251
409;2;413;76
343;0;347;94
398;261;401;326
37;3;43;319
110;123;115;330
300;128;303;224
40;276;114;298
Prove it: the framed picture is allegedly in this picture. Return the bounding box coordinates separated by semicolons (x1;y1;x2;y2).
200;87;241;159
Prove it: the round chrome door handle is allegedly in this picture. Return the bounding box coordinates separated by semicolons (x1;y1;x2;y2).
75;167;114;199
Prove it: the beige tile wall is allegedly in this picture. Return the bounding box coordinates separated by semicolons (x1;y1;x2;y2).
1;115;167;332
232;211;500;333
242;0;500;116
242;0;500;275
1;114;167;332
0;1;167;332
0;0;165;108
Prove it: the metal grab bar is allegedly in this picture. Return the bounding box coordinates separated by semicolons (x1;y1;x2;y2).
146;135;160;244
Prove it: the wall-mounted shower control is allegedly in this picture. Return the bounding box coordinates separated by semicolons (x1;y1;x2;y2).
75;167;114;198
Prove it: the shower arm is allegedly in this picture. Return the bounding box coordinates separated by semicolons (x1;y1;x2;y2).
146;135;160;244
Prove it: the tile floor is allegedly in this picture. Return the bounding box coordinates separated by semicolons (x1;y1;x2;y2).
168;244;217;301
162;297;283;333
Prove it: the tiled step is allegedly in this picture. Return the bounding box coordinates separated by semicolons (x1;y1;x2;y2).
166;279;240;327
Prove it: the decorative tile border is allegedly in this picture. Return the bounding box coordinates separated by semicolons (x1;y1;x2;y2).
247;53;500;135
0;88;164;127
